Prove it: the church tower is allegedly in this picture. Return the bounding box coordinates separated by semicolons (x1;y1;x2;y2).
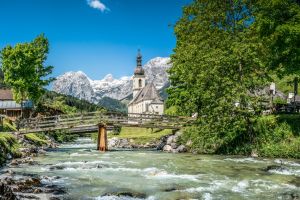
132;49;145;98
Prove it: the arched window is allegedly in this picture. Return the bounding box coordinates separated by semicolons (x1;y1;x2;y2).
139;79;142;87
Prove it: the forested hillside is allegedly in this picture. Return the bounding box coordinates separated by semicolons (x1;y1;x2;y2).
35;91;104;115
98;97;127;113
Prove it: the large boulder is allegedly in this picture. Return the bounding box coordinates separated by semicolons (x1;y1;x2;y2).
108;137;119;148
163;145;173;152
176;145;187;153
118;139;131;148
166;135;177;145
156;142;166;150
170;143;178;149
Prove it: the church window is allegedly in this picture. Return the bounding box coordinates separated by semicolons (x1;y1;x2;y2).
139;79;142;87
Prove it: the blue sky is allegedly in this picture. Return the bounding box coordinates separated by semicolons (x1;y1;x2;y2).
0;0;191;80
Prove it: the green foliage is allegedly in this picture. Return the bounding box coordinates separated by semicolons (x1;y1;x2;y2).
112;126;122;135
24;133;48;146
167;0;269;148
98;97;127;113
0;133;21;164
48;130;78;143
273;75;300;94
167;0;300;158
273;97;287;106
164;106;182;116
2;118;17;132
254;0;300;76
0;34;54;104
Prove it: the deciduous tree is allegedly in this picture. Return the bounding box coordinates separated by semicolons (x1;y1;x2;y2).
1;34;54;117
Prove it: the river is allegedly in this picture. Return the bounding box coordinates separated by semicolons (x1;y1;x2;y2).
3;138;300;199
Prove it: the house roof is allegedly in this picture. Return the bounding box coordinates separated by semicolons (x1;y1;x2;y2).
0;89;13;100
129;82;163;105
0;100;33;109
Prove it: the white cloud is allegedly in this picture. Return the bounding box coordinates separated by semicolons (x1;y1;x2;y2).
87;0;109;12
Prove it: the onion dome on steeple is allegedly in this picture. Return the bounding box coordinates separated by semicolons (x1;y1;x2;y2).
134;49;145;76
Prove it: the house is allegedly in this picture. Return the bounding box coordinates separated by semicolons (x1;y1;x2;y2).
0;89;33;118
128;50;164;115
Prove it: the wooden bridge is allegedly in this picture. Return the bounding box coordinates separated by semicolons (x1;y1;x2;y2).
18;112;195;152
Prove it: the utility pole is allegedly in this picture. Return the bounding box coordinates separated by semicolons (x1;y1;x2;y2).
294;77;298;113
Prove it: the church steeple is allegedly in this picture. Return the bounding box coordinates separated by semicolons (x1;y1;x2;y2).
132;49;146;98
137;49;142;67
134;49;145;75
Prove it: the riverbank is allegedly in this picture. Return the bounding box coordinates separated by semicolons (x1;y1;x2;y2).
179;114;300;159
0;132;69;199
91;118;300;158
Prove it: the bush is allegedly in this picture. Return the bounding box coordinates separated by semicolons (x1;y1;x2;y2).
180;114;300;158
112;126;121;135
49;130;78;143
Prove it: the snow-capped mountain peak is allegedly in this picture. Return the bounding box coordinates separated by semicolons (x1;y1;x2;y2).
102;74;114;82
52;57;172;102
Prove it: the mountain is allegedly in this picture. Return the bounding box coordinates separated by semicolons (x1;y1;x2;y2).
52;57;172;104
52;71;95;102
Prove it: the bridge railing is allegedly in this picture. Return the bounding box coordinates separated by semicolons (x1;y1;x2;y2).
20;111;195;133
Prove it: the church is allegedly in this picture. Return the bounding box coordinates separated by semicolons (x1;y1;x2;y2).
128;51;164;115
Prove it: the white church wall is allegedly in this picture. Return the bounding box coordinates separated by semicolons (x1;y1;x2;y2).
149;103;164;115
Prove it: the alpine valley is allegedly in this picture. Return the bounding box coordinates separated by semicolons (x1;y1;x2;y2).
52;57;171;110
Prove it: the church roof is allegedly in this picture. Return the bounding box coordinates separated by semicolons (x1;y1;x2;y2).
129;82;163;105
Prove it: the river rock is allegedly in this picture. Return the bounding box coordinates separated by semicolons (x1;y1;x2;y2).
6;153;12;160
156;142;166;150
176;145;187;153
118;139;131;148
163;145;173;152
102;190;146;199
108;137;118;148
170;143;178;149
251;150;258;158
38;149;47;155
10;159;19;166
166;135;176;145
264;165;289;172
175;131;183;137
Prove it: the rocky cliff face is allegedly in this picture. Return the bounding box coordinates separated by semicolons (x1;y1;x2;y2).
52;57;171;103
52;71;95;102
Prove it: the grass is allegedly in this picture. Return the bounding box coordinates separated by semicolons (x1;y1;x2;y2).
2;118;17;132
0;133;21;164
109;127;173;144
24;133;49;146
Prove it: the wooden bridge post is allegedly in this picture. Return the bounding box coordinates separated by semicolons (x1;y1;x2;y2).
97;124;107;152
